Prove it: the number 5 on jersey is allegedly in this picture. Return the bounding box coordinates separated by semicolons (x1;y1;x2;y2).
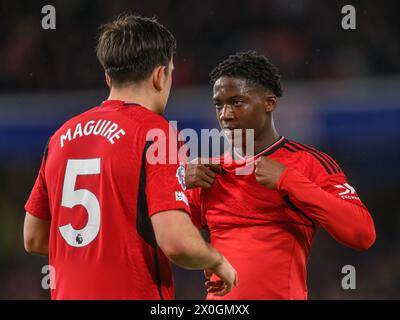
59;158;101;247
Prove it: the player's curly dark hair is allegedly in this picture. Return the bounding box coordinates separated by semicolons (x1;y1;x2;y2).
209;51;283;97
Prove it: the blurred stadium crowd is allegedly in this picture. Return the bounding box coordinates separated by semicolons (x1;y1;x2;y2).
0;0;399;299
0;0;399;91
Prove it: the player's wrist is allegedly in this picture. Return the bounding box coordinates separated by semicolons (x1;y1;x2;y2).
275;166;291;190
207;244;224;270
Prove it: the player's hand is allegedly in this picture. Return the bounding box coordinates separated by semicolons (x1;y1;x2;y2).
205;256;238;296
185;158;224;190
254;156;286;189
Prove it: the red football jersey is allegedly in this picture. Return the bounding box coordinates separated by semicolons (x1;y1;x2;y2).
25;100;190;300
187;136;375;300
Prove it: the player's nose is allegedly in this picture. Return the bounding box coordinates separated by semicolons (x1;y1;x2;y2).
219;105;235;122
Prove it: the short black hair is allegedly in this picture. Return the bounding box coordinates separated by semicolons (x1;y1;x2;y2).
209;51;283;97
96;14;176;87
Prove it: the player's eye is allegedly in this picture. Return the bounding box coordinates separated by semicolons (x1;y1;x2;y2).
214;102;223;110
233;100;243;106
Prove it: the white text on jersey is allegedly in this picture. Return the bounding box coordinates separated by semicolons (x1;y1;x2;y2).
60;119;126;148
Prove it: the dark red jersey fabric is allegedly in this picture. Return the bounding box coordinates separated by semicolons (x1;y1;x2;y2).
25;100;190;300
187;137;375;299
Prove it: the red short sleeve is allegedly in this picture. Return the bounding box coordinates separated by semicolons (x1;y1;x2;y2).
185;187;205;229
144;121;191;217
24;158;51;220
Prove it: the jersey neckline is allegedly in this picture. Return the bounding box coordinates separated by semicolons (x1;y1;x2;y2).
219;136;287;172
232;136;287;161
101;100;142;107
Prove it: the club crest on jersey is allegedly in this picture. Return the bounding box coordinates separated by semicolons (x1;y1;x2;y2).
176;164;186;190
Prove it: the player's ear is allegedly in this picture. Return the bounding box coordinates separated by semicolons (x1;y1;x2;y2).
105;73;111;88
152;65;167;92
264;93;277;113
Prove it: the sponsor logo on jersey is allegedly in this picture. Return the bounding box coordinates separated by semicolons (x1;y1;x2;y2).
334;183;360;200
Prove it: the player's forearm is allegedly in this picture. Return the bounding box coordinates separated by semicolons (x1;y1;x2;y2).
23;212;50;256
152;210;224;270
165;230;223;270
277;168;376;250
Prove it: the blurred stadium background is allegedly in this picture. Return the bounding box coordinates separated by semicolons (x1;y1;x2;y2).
1;0;399;299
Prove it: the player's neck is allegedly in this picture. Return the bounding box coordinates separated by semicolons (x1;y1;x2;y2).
253;121;280;155
107;85;160;113
231;119;280;158
233;128;280;159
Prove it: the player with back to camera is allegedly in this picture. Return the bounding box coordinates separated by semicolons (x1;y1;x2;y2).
23;14;237;300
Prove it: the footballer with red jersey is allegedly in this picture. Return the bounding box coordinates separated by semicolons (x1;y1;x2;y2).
185;51;376;300
23;15;237;300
